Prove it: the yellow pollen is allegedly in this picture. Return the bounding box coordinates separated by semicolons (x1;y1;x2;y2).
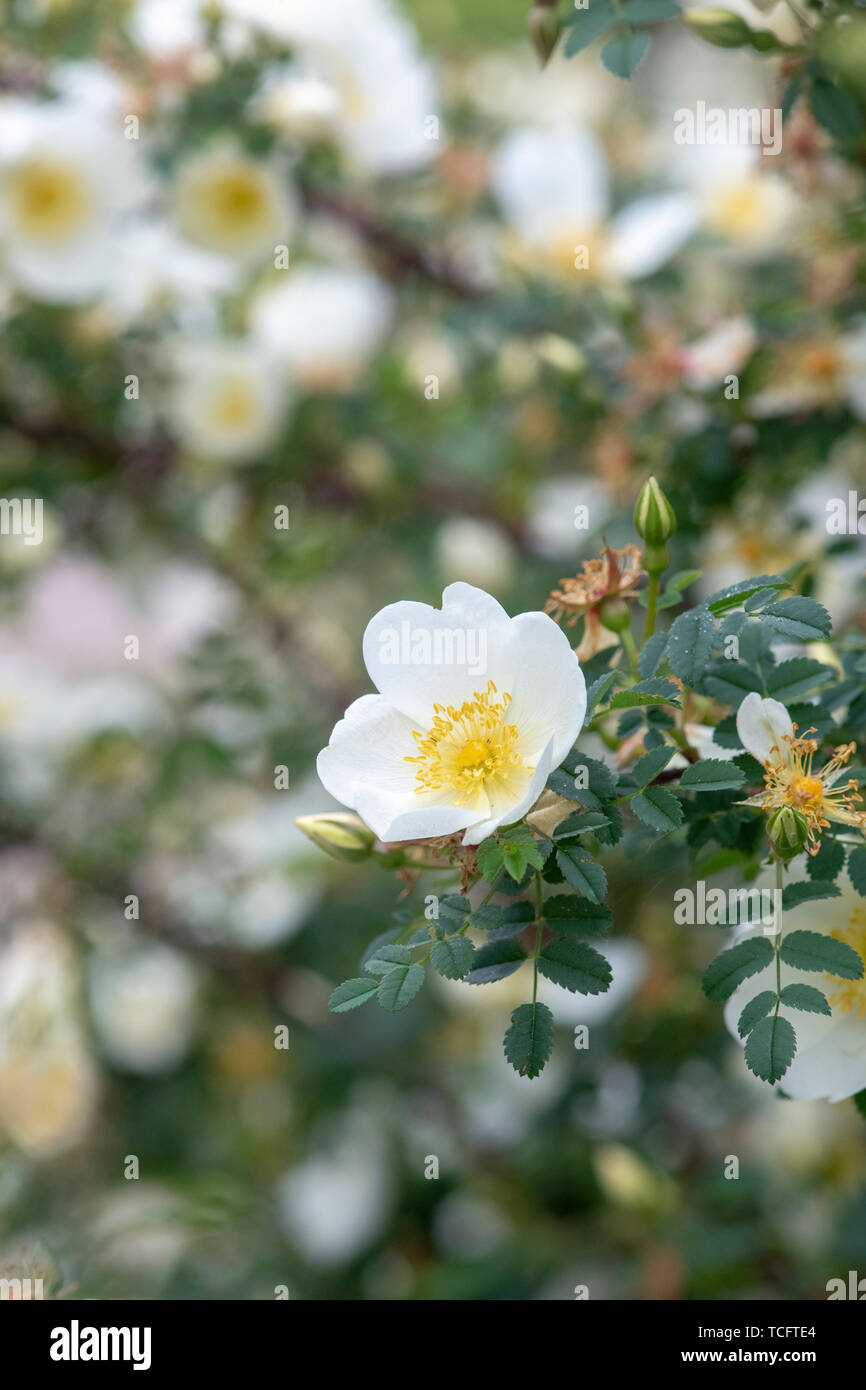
760;730;865;854
826;911;866;1018
454;739;489;770
790;775;824;809
405;680;533;807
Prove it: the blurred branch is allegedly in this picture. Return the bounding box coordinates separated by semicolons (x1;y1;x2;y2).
298;179;490;298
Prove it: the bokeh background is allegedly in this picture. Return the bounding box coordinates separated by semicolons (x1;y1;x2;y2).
2;0;866;1300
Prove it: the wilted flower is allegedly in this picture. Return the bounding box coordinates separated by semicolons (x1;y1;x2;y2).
546;543;643;654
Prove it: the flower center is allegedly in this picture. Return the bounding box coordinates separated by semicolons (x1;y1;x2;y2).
761;733;863;853
704;179;767;241
213;172;268;229
790;775;824;809
826;912;866;1018
211;376;258;432
8;158;93;243
405;680;532;807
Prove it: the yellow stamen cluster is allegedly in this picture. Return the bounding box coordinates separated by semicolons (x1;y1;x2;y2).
9;158;93;243
760;730;865;854
405;680;531;806
826;911;866;1018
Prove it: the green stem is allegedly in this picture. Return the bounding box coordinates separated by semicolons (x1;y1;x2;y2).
619;625;640;680
643;571;660;642
532;871;545;1005
773;857;784;1014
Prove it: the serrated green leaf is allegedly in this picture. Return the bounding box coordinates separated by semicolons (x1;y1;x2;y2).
704;661;763;706
780;929;864;979
560;750;618;798
779;983;831;1016
555;848;607;902
609;678;681;709
744;1013;797;1083
543;895;613;937
759;596;831;641
364;943;412;975
465;939;527;985
665;608;715;686
633;743;675;786
431;935;476;980
807;836;845;883
377;962;425;1011
436;895;473;934
781;880;841;910
503;1002;555;1078
552;810;610;840
702;936;774;1001
679;759;746;792
329;977;380;1013
475;838;504;882
468;900;534;934
737;990;777;1037
584;669;618;722
848;846;866;897
630;784;684;832
765;658;835;704
638;630;668;678
538;939;613;995
743;587;782;614
706;575;788;616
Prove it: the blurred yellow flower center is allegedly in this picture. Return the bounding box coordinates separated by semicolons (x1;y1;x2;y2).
177;158;279;253
705;180;767;241
212;171;268;228
826;913;866;1018
8;158;93;242
211;377;257;431
406;680;532;806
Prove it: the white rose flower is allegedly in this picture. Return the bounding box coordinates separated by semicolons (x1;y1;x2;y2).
316;583;586;845
172;145;293;261
169;338;288;462
491;125;698;281
250;266;394;392
0;101;146;303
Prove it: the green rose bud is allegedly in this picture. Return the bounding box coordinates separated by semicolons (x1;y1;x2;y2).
527;5;561;67
684;9;753;48
634;475;677;549
296;812;375;862
767;806;809;859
